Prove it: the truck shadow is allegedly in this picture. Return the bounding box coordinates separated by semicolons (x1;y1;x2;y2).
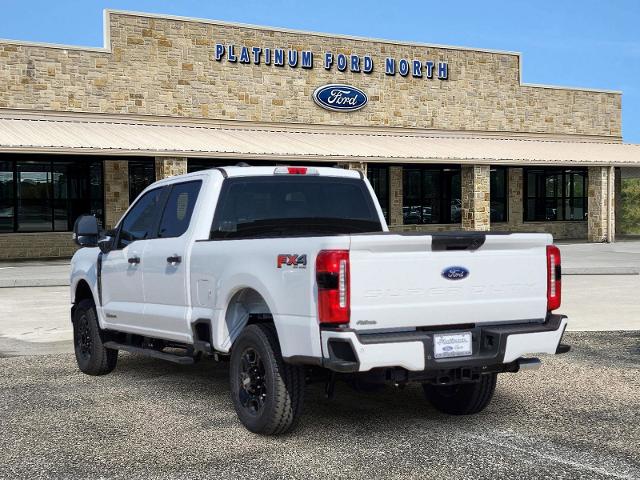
110;352;523;433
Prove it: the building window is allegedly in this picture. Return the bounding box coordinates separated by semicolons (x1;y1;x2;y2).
403;166;461;224
366;165;389;221
490;167;508;223
0;156;104;232
0;161;15;232
128;159;156;203
524;168;588;221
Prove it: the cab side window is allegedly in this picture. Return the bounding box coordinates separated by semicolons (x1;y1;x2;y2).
157;180;202;238
117;187;167;248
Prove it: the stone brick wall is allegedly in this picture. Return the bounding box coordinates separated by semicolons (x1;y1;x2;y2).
104;160;129;229
156;156;187;179
461;165;490;231
388;166;403;227
0;12;621;138
587;166;615;242
0;233;77;260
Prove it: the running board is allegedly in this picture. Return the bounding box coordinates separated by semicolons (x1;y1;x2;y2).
104;341;195;365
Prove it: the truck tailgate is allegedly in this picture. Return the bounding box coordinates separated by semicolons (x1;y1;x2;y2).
349;233;550;331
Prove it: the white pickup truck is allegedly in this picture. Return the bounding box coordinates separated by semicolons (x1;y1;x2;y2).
70;165;569;435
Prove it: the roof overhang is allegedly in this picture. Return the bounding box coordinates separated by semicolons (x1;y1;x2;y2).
0;110;638;167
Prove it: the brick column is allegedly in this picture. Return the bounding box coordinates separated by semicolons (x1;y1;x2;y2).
508;167;524;227
338;161;367;177
104;160;129;229
389;166;403;227
155;156;187;179
588;166;615;242
615;167;622;238
461;165;490;231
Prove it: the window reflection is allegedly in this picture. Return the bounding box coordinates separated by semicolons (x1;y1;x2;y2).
525;168;588;221
1;157;105;232
490;167;508;223
366;165;389;222
0;162;14;232
402;166;461;224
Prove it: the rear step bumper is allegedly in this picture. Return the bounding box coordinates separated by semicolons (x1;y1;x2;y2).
320;314;568;373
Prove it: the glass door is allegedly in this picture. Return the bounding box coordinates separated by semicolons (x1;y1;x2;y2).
17;162;52;232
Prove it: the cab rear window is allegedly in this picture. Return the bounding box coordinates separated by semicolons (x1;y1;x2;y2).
211;176;383;239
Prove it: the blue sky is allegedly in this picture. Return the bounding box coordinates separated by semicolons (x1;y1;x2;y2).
1;0;638;142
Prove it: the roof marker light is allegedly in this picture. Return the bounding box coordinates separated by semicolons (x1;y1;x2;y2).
274;167;319;175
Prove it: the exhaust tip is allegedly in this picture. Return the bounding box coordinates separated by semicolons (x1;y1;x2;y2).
517;357;541;371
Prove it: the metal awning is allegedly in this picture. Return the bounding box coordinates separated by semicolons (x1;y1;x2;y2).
0;111;639;166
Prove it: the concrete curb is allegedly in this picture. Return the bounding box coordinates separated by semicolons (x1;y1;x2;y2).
0;279;70;288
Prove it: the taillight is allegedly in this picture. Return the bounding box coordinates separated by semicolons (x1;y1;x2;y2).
547;245;561;311
316;250;350;325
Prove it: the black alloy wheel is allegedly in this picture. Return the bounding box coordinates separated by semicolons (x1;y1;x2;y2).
74;312;93;362
229;323;305;435
238;347;267;414
72;299;118;376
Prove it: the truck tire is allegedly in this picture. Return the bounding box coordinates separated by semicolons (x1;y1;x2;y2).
73;298;118;376
229;323;305;435
423;373;497;415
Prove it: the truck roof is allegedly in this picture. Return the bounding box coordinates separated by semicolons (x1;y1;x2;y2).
151;165;363;187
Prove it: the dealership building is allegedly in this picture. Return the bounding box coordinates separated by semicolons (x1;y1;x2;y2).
0;10;639;259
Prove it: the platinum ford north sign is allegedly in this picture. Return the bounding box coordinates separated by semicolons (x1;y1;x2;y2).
313;84;368;112
214;44;449;80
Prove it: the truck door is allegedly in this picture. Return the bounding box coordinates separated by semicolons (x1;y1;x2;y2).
140;180;202;342
101;186;168;330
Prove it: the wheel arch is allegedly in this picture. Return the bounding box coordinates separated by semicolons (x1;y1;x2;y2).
220;286;276;353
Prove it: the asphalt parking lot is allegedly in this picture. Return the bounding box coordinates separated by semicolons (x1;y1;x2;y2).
1;332;638;480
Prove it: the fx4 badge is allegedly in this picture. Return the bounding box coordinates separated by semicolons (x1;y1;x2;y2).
277;254;307;269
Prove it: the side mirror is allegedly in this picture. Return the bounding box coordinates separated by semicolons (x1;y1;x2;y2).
98;230;116;254
72;215;99;247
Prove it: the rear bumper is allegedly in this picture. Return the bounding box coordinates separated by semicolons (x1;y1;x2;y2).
320;314;568;373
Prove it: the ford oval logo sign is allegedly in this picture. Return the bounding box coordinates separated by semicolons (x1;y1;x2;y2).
312;84;368;112
442;266;469;281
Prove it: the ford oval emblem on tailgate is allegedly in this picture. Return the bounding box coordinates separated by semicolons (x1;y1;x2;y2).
442;266;469;280
312;84;368;112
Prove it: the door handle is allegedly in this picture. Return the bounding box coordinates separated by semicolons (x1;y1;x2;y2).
128;256;140;265
167;255;182;264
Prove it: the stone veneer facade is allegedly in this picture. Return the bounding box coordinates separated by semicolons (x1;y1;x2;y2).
0;12;621;136
0;11;625;258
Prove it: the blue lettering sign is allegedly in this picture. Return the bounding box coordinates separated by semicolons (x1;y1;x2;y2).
288;50;298;67
228;44;237;62
385;57;395;75
438;62;448;79
239;46;250;64
210;42;451;82
252;47;262;64
301;51;313;69
399;59;409;77
337;54;347;71
324;52;333;70
274;49;284;66
313;84;368;112
425;61;434;78
363;55;373;73
412;60;422;77
350;55;360;72
215;43;225;61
